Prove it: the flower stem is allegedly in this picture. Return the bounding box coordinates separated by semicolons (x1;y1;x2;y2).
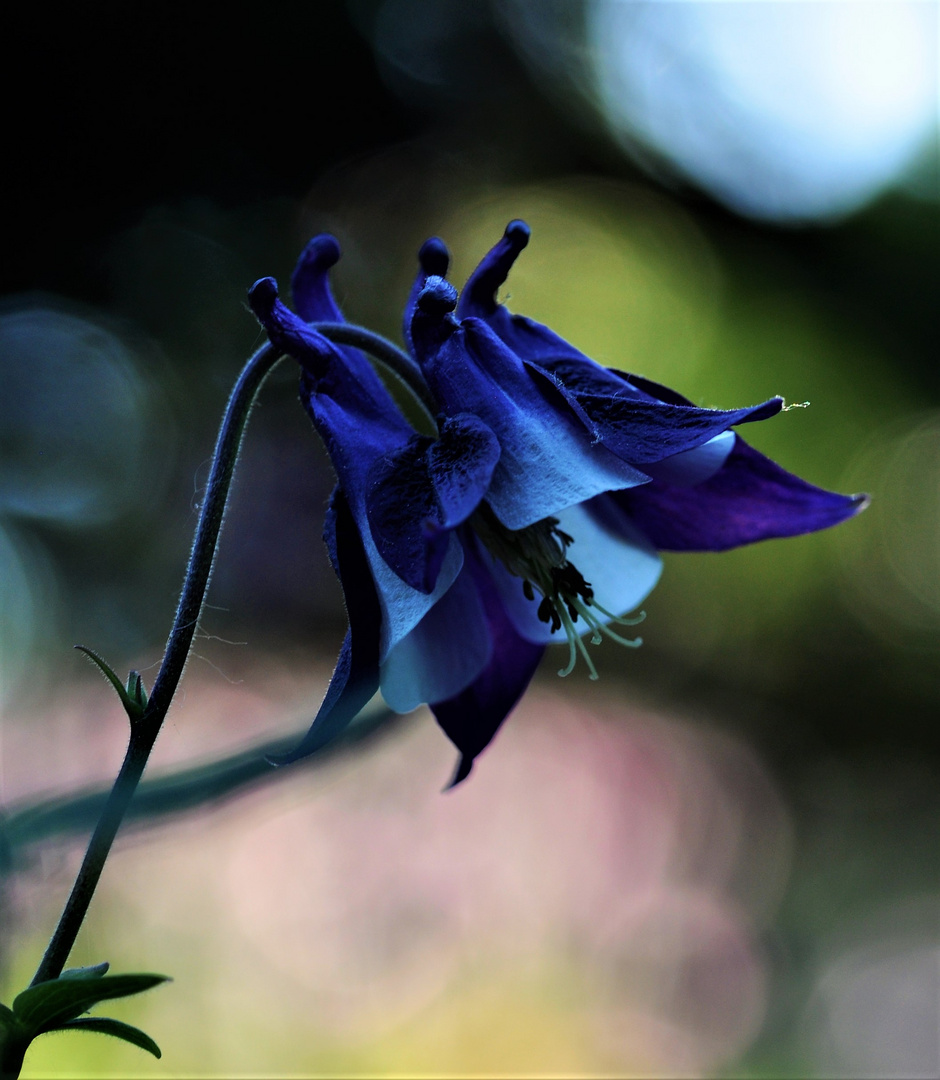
29;319;424;987
30;342;283;986
311;321;438;424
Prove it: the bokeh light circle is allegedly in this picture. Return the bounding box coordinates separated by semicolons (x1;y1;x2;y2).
0;303;151;526
588;1;938;221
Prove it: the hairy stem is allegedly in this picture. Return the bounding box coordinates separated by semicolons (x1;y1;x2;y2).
29;319;422;987
31;342;282;985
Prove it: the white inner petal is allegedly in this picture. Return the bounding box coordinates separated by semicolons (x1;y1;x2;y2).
643;431;735;488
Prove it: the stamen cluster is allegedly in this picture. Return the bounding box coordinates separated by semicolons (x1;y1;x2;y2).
470;506;644;680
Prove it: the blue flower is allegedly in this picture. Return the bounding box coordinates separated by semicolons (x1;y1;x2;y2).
249;225;865;786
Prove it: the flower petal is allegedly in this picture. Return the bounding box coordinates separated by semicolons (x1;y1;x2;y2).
608;434;869;551
366;414;500;593
249;278;463;657
380;555;493;713
457;218;531;321
268;489;380;765
428;413;502;526
642;430;736;486
290;234;345;324
412;285;650;530
403;236;450;355
430;538;545;788
525;360;783;464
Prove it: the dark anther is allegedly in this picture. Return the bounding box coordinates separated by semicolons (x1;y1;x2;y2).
537;596;561;632
523;579;534;601
552;563;594;604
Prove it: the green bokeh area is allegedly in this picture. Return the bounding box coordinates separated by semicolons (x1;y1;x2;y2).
1;4;938;1077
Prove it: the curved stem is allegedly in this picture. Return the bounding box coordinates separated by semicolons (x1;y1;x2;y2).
31;342;284;986
145;342;283;719
29;321;427;987
311;321;438;424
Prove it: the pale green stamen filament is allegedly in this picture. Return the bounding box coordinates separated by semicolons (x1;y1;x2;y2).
570;597;645;649
556;605;599;680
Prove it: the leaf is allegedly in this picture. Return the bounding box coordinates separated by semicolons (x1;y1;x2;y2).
74;646;145;721
0;1005;16;1031
59;963;109;980
0;1031;29;1080
0;1010;31;1080
51;1016;162;1058
125;670;148;711
13;974;169;1033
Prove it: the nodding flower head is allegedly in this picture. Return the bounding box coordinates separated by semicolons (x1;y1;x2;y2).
250;223;867;787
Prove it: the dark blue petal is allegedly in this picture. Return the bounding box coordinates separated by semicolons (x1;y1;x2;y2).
366;414;500;594
457;219;530;320
366;433;446;595
380;553;493;713
289;235;380;386
249;277;465;657
452;227;782;466
269;489;380;765
290;234;345;324
403;237;450;355
428;413;501;526
603;434;869;552
525;359;783;464
430;537;545;788
412;292;649;530
249;278;413;459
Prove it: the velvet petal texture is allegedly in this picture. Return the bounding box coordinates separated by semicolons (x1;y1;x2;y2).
412;279;651;531
248;277;466;660
448;220;786;472
365;413;500;594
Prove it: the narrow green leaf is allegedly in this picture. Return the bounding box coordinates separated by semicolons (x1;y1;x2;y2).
125;670;148;710
13;974;169;1032
75;645;145;721
0;1004;18;1034
60;963;109;980
51;1017;162;1059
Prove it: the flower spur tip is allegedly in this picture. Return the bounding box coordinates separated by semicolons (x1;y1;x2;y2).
247;276;279;315
299;234;341;270
419;237;450;277
505;219;531;246
417;276;458;316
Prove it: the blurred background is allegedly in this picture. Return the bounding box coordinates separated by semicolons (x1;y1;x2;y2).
1;1;937;1075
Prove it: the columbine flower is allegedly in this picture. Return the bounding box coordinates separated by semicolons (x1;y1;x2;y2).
249;226;865;786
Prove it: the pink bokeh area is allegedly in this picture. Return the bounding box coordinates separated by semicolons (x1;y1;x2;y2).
4;668;791;1075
